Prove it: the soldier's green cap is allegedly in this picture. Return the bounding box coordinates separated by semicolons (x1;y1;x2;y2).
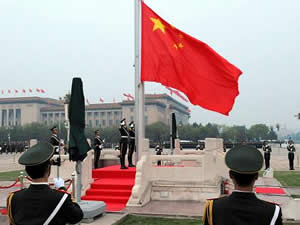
18;143;54;166
225;145;263;174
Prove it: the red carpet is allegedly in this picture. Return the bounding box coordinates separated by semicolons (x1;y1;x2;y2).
255;187;286;195
81;165;136;212
0;208;7;215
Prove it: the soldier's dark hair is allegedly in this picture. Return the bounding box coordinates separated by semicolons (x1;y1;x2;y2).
95;130;99;134
229;170;258;187
25;160;50;179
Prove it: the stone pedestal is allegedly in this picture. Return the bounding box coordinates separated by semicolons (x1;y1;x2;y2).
78;201;106;223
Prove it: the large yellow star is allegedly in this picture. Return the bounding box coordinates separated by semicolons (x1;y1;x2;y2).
150;17;166;34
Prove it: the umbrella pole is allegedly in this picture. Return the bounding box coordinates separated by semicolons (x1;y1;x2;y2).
76;161;82;203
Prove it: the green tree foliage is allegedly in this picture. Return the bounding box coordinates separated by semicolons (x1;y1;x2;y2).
145;122;169;144
0;121;277;145
222;126;247;142
248;124;270;141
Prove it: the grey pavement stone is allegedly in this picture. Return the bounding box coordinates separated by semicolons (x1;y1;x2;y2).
126;200;202;218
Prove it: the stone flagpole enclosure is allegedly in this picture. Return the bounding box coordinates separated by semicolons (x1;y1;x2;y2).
127;138;228;207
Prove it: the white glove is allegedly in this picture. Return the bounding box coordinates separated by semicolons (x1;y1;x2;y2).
53;177;65;189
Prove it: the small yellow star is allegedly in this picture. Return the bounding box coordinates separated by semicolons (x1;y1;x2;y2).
150;17;166;34
173;43;178;50
178;43;184;49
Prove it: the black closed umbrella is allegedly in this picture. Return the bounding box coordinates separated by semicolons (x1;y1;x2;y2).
171;112;177;148
68;78;91;161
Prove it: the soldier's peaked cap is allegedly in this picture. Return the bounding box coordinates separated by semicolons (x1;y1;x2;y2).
225;145;263;174
19;143;54;166
50;126;57;131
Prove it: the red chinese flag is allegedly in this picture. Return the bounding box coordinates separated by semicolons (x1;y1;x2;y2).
22;89;26;93
141;2;242;115
29;88;32;93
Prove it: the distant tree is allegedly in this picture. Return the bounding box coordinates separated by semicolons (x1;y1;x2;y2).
145;122;169;144
275;123;280;132
192;122;199;128
221;126;246;142
248;124;270;141
267;126;278;140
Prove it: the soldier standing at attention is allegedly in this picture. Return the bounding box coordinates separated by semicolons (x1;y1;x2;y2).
262;141;272;170
93;130;104;169
287;140;296;170
119;118;129;169
128;122;136;167
155;145;163;166
49;126;60;154
7;143;83;225
203;145;283;225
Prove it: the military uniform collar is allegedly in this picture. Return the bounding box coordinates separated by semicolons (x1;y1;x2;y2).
230;191;257;199
31;182;49;185
233;190;254;193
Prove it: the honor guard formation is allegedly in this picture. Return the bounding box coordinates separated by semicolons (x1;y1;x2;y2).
6;143;83;225
203;145;283;225
118;118;135;169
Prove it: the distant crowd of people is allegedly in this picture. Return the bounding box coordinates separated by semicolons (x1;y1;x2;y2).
0;141;29;154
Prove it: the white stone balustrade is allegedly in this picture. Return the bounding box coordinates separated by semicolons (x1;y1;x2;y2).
127;138;226;207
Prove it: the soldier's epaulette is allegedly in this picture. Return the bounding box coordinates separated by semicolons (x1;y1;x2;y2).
9;189;23;194
206;197;220;201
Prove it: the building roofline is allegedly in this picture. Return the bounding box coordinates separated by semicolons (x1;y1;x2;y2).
120;100;166;108
41;103;122;112
0;97;62;106
145;93;188;109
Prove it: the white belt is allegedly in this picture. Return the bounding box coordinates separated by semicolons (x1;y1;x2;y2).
121;136;128;138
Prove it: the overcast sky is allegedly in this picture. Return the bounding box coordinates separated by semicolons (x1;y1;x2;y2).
0;0;299;130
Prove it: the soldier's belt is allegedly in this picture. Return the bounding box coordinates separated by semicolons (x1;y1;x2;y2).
121;136;128;138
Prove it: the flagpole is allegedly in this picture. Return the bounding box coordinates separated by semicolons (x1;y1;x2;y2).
134;0;144;164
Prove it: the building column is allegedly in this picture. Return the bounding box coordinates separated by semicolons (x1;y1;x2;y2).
6;110;9;127
14;109;16;126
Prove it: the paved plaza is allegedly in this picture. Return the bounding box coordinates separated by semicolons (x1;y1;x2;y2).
0;146;299;224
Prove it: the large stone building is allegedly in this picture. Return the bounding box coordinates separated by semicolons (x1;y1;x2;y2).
0;94;190;128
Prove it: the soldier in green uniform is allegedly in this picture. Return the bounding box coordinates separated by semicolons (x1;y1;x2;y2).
6;143;83;225
203;145;283;225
